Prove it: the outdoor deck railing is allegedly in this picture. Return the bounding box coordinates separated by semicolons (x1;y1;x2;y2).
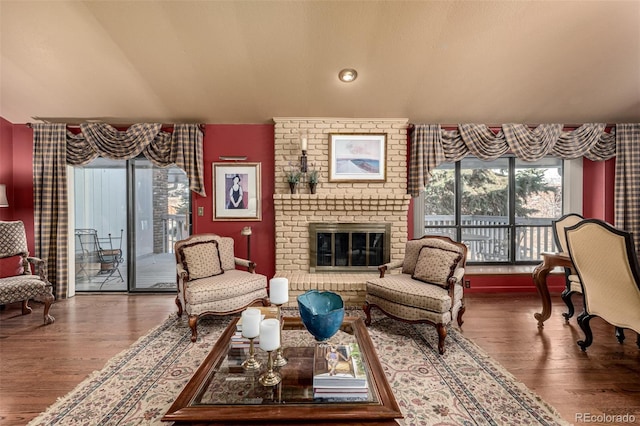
425;215;557;263
162;214;188;253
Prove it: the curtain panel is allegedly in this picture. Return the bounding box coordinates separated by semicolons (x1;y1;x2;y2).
33;123;69;300
615;124;640;254
32;123;205;299
408;123;616;197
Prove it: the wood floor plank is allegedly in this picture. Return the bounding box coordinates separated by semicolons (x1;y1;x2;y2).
1;293;639;425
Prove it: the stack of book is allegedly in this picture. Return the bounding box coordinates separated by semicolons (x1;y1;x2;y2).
312;342;368;400
230;306;279;349
226;347;247;373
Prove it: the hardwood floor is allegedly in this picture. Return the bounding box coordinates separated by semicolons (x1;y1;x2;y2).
1;292;639;425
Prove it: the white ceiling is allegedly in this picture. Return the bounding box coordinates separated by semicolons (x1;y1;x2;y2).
1;1;639;125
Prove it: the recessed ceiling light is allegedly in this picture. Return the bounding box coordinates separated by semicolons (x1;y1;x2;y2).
338;68;358;83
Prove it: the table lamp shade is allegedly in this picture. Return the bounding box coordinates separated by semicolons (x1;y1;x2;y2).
269;277;289;305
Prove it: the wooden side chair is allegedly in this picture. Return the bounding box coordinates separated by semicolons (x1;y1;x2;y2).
363;235;467;354
565;219;640;351
0;220;55;324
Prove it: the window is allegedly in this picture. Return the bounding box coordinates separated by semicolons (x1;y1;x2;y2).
421;157;563;264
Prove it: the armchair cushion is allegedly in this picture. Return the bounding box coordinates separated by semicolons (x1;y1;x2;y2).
179;240;224;280
0;256;24;278
214;236;236;271
412;245;462;287
402;238;463;275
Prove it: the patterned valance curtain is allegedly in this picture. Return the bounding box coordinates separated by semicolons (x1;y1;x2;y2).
66;123;205;195
33;123;205;299
408;123;616;197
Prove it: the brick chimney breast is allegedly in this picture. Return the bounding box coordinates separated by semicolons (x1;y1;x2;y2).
273;118;410;306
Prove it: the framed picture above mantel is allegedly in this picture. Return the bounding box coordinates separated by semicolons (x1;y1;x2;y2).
329;133;387;182
212;162;261;221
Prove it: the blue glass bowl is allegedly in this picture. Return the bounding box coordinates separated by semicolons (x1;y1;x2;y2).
297;290;345;341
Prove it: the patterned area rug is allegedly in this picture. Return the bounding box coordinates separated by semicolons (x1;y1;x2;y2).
28;311;570;426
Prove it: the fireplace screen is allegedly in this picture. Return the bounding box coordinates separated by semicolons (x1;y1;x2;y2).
309;223;391;272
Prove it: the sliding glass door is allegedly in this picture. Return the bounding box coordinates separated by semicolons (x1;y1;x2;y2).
73;157;189;292
130;158;189;291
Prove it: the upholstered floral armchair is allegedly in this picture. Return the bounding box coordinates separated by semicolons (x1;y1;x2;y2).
174;234;269;342
363;235;467;354
0;220;55;324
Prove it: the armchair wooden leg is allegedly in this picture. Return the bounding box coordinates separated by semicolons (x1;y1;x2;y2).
42;293;55;325
21;300;32;315
457;305;466;327
436;323;447;355
363;301;372;326
175;296;183;317
188;315;198;342
561;288;576;322
577;312;594;351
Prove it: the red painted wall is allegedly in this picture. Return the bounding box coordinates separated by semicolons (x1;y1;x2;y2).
0;122;35;277
464;273;565;293
192;124;276;279
0;118;14;222
582;157;616;223
11;125;35;245
1;123;34;243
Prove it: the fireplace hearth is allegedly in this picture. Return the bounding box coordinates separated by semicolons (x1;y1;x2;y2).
309;223;391;272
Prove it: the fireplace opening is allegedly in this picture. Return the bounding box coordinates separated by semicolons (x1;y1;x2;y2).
309;223;391;272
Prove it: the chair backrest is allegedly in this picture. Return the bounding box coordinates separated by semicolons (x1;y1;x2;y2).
75;228;100;256
0;220;29;259
552;213;584;253
565;219;640;331
174;233;236;271
402;235;467;275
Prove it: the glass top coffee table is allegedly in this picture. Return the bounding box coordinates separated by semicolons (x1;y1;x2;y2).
162;316;402;425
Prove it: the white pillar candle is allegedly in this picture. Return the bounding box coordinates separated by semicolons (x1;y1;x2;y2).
241;308;261;338
301;136;308;152
259;318;280;351
269;277;289;305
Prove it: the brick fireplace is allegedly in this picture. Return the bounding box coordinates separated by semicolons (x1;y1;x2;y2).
273;118;410;306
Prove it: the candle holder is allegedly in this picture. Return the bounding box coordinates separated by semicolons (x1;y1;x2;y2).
241;336;261;371
269;277;289;368
273;304;287;367
259;350;281;387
